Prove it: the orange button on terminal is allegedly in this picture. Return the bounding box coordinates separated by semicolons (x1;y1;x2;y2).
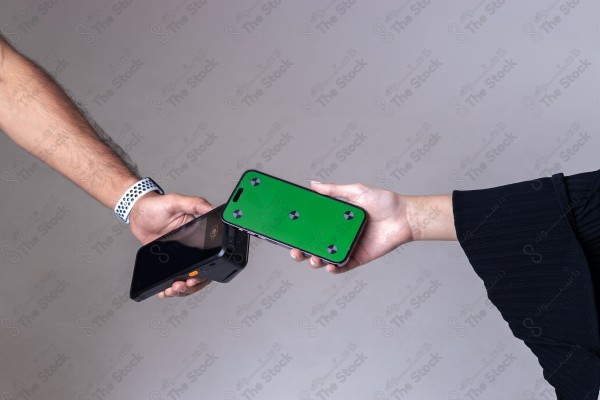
188;270;199;277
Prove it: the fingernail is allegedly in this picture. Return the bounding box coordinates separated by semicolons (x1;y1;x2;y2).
310;258;316;266
310;180;321;185
291;252;298;260
188;279;199;286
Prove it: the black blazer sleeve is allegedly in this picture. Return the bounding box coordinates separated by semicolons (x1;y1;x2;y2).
452;171;600;400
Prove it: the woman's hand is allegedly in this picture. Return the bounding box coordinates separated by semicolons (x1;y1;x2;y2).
290;181;456;273
290;181;413;273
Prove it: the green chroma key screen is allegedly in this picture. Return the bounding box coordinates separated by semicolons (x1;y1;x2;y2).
221;170;366;264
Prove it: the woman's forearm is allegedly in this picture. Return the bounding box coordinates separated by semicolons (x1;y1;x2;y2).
405;194;457;241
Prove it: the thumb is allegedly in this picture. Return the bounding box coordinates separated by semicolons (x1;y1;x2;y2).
166;194;214;216
310;181;367;200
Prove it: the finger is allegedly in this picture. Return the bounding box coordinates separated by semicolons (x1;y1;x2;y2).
310;181;367;200
183;279;211;295
171;277;207;293
163;276;209;297
167;194;214;216
325;258;361;274
164;287;180;297
168;279;211;296
157;279;210;299
309;256;324;269
171;281;193;294
290;248;309;262
186;278;201;286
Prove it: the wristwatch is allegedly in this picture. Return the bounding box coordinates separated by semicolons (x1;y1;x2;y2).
114;177;164;223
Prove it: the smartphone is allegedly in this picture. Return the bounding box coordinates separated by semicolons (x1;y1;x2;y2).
130;204;249;302
221;170;367;266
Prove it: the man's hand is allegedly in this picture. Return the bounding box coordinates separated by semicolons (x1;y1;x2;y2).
129;192;214;298
290;181;457;273
0;37;217;300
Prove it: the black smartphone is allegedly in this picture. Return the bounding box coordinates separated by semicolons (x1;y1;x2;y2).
130;204;249;302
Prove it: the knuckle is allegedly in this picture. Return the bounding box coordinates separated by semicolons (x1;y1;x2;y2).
354;183;367;192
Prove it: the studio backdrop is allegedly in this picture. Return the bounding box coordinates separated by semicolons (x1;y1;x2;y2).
1;1;599;399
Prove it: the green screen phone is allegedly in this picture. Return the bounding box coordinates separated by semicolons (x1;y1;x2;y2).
221;170;367;266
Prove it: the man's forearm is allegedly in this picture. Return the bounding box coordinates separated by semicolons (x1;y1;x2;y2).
0;37;138;209
405;194;457;241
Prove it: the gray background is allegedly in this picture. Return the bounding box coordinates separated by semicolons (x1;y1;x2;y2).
1;1;598;399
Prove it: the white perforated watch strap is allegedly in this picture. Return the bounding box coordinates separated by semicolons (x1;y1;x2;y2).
114;177;164;223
